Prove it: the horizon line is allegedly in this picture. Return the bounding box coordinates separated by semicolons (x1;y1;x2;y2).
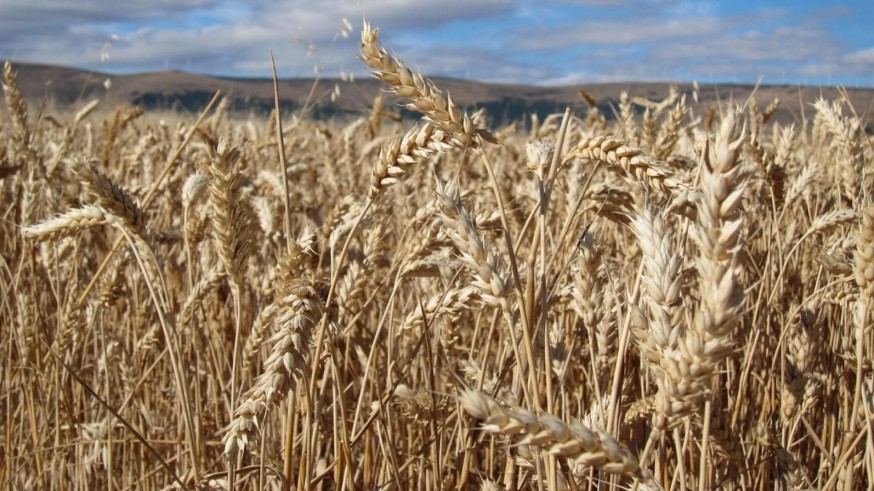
5;58;873;91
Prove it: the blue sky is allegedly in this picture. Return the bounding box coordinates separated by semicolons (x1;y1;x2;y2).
1;0;872;86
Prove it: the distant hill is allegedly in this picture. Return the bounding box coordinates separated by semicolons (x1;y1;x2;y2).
3;60;873;128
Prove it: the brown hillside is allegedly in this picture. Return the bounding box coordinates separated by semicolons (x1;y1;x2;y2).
3;60;873;127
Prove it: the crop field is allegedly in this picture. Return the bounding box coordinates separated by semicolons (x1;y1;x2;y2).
2;22;873;490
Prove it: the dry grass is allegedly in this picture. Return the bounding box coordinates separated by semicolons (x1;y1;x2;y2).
2;21;874;490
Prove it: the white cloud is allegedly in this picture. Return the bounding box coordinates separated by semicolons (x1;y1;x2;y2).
846;47;874;65
0;0;870;86
1;0;219;19
1;0;517;77
653;26;835;63
0;0;220;41
520;17;722;49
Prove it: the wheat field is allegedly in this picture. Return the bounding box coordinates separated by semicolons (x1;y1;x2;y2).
2;22;873;490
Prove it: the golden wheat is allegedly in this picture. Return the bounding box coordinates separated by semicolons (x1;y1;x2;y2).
3;22;873;490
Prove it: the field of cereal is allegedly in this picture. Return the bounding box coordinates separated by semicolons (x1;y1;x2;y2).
2;21;873;490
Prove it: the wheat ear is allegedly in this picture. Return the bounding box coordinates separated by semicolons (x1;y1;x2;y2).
223;287;321;457
359;21;490;147
206;138;252;287
460;389;649;481
69;157;148;235
359;21;496;199
629;206;682;369
369;122;457;199
564;135;688;193
21;205;107;242
2;61;38;170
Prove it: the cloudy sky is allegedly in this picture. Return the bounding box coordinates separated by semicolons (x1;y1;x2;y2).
1;0;872;86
